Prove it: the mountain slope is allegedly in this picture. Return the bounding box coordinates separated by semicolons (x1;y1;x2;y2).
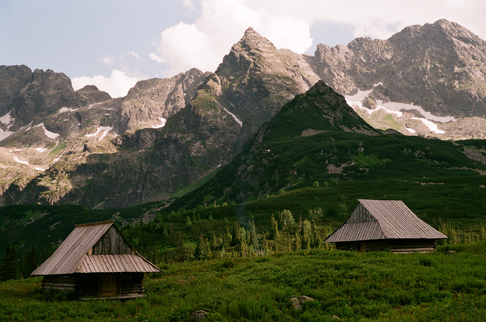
172;81;486;208
1;28;320;208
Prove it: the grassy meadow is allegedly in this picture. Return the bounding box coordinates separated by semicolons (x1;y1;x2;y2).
1;242;485;321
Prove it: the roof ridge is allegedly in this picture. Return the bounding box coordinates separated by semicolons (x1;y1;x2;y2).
75;220;114;227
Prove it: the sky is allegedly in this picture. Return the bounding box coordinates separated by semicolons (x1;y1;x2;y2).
1;0;486;98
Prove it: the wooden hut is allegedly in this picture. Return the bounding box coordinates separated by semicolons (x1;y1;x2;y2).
31;221;160;299
324;199;447;253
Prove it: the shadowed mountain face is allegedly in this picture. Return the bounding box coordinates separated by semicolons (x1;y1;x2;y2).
2;19;486;208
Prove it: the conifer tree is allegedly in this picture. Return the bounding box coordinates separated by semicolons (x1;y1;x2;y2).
270;215;279;240
231;222;241;246
27;244;37;276
299;214;302;232
249;220;258;247
204;238;212;259
195;234;204;260
222;226;232;249
1;244;18;281
240;227;247;243
293;232;301;252
212;231;219;249
301;220;312;249
185;216;193;227
281;209;295;227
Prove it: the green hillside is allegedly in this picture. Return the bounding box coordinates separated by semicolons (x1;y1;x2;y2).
171;81;486;214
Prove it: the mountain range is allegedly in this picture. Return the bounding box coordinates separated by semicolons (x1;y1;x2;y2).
1;19;486;209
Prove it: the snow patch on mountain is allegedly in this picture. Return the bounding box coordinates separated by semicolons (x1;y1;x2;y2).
86;126;113;141
13;157;29;165
152;118;167;129
58;107;79;114
223;108;243;127
0;111;14;125
34;167;45;171
376;101;455;123
345;86;455;123
412;118;445;134
0;111;15;141
35;123;59;139
36;148;48;152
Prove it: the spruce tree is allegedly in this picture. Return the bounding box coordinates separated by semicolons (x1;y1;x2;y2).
249;220;258;248
222;226;232;249
293;232;301;252
204;238;212;259
195;234;205;260
270;215;279;240
301;220;312;250
1;244;18;281
231;222;241;246
281;209;295;227
185;216;193;227
27;244;37;276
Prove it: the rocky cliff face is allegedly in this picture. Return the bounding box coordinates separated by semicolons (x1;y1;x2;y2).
215;27;320;154
1;28;321;208
120;68;208;131
314;19;486;118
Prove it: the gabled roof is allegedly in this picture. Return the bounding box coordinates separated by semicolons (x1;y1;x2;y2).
324;199;447;243
31;221;160;275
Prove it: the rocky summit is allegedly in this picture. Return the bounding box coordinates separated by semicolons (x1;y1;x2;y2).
1;19;486;208
313;19;486;137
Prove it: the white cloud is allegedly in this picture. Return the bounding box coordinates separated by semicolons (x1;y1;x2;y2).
149;52;165;63
102;56;115;65
152;0;486;76
128;51;141;60
72;70;139;98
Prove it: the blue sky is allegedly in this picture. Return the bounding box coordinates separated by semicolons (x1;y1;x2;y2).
2;0;485;97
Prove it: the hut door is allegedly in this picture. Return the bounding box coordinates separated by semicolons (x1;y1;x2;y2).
100;274;118;297
359;242;366;253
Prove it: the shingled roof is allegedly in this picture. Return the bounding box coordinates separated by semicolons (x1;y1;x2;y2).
31;221;160;276
324;199;447;243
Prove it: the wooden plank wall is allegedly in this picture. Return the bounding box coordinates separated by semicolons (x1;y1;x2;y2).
336;239;437;253
347;204;376;224
120;273;144;295
42;275;76;291
92;226;132;255
388;239;437;253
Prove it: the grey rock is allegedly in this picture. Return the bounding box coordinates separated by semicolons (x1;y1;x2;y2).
190;310;208;321
288;297;301;310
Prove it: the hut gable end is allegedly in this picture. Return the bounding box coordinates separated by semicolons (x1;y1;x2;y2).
92;226;133;255
346;203;377;224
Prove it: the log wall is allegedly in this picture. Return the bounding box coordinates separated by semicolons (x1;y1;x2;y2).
42;275;76;291
336;239;437;253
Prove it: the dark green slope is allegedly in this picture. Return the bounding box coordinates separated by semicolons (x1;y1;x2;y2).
172;81;486;210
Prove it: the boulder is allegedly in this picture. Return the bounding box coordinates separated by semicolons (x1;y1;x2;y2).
190;310;208;321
